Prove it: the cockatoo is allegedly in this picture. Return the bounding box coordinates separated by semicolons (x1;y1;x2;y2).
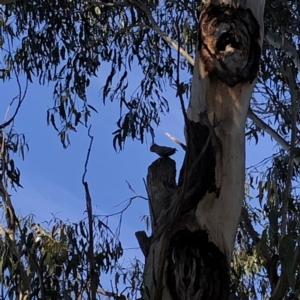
150;143;177;157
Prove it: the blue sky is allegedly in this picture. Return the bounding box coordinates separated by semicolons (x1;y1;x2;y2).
1;71;186;254
1;59;276;268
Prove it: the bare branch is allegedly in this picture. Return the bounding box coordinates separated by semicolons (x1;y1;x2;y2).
247;108;300;164
0;58;28;130
81;125;96;300
125;180;148;201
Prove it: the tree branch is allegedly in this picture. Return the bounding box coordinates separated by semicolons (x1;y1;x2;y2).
81;125;96;300
265;31;300;71
0;49;28;130
247;108;299;164
130;0;194;65
87;0;195;66
270;64;299;300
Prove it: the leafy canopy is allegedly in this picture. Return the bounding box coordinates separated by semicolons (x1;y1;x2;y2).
0;0;300;299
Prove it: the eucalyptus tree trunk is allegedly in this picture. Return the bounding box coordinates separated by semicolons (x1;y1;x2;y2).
136;1;266;299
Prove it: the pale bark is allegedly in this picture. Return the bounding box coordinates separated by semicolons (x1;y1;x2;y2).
138;1;266;299
189;0;264;260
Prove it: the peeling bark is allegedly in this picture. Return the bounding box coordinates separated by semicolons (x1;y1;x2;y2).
140;1;266;299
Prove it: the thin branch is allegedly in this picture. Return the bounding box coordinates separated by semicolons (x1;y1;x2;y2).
0;56;28;130
247;108;299;165
101;181;147;218
81;125;96;300
125;180;148;201
0;109;17;243
82;126;94;184
106;195;140;217
130;0;195;66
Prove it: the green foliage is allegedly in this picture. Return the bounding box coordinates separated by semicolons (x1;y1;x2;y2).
231;150;300;299
0;216;127;299
0;109;144;298
0;130;28;188
234;2;300;298
0;0;200;148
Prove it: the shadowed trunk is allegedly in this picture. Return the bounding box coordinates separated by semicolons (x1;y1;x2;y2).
136;1;266;299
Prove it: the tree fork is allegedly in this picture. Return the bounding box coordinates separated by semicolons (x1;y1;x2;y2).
139;1;265;299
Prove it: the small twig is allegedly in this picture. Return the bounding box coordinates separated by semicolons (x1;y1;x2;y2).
125;180;148;201
82;125;94;184
107;181;148;219
107;196;138;217
114;196;139;208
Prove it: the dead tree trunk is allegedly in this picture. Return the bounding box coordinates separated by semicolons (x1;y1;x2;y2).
136;1;265;299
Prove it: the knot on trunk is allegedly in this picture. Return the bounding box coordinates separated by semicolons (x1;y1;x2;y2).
199;4;261;87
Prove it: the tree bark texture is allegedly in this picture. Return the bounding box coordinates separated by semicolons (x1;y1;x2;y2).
138;1;266;299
